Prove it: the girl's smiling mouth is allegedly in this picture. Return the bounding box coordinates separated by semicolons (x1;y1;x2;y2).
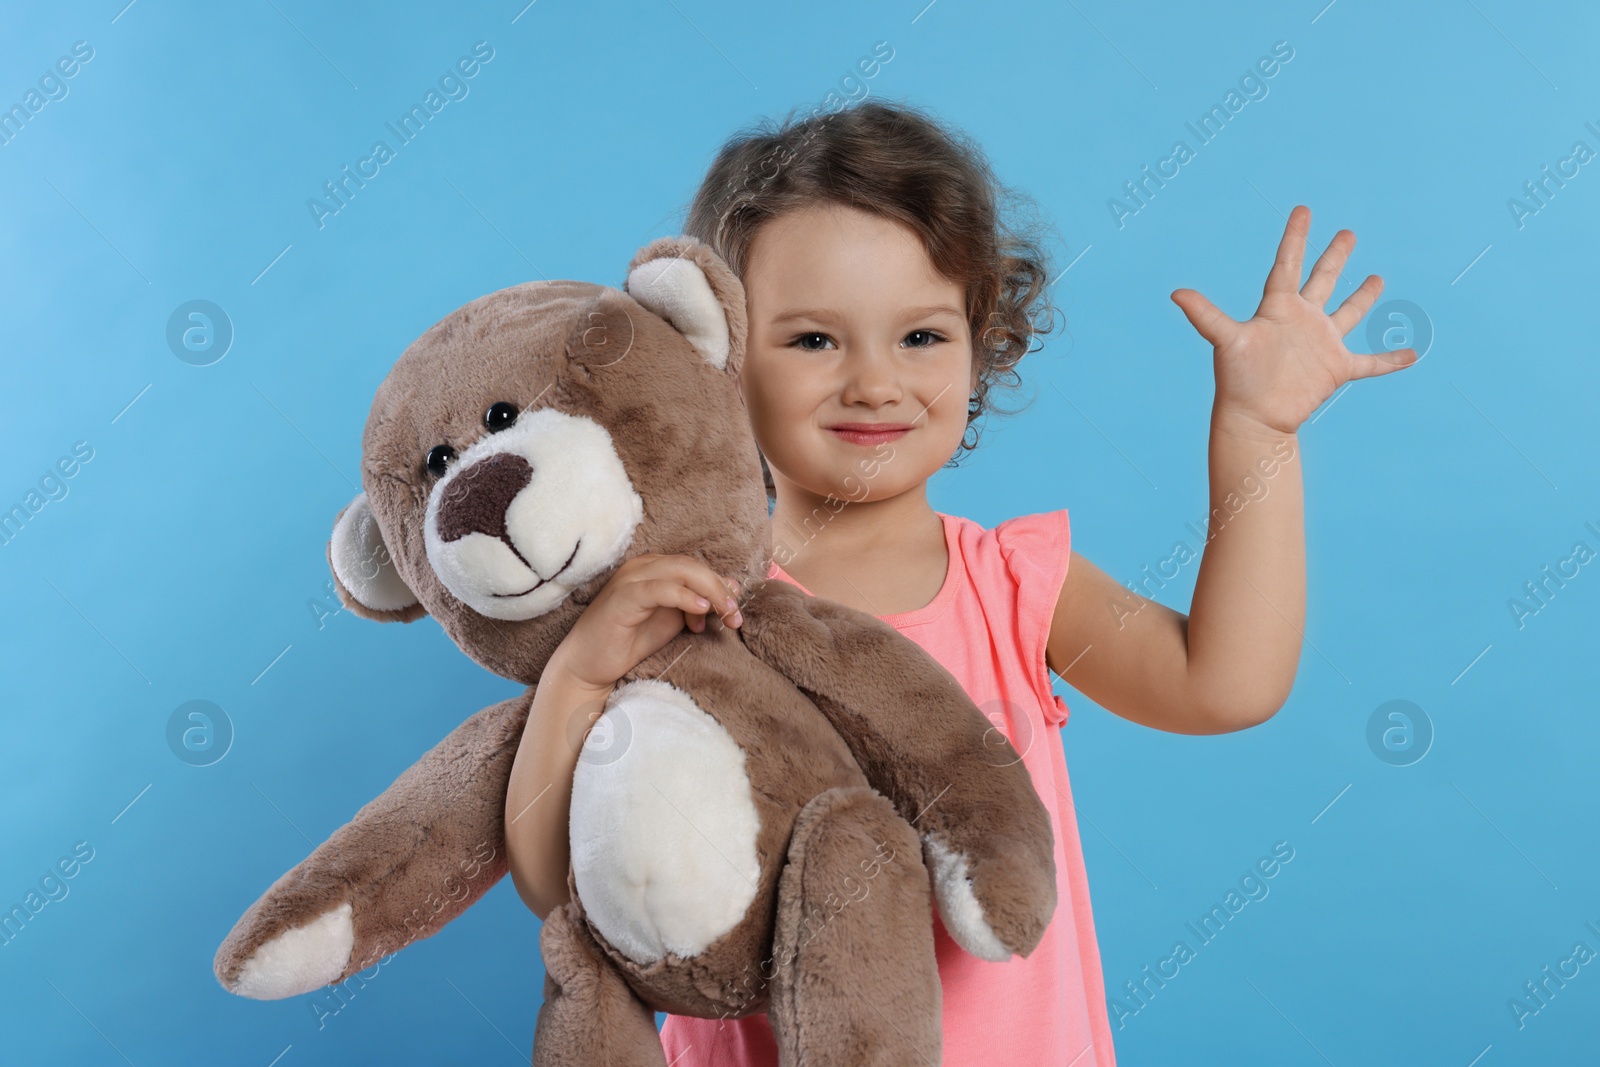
826;422;914;446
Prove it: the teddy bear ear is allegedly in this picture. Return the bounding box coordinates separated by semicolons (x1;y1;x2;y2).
623;236;747;376
327;492;426;623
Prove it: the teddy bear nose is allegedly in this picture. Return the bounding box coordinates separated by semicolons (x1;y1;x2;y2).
435;452;534;543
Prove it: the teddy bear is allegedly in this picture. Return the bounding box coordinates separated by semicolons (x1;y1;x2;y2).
212;235;1058;1065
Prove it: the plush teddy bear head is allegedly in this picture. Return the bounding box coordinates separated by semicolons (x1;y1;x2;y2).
325;237;771;685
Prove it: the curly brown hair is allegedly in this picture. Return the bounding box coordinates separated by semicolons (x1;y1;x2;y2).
680;97;1063;499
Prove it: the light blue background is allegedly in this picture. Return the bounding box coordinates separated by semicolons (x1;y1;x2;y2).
2;1;1596;1063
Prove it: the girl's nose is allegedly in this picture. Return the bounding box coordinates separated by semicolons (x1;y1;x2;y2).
839;347;901;406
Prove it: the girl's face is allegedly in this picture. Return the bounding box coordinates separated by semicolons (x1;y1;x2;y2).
739;203;977;505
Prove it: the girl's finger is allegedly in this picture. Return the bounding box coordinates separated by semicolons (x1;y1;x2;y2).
636;557;743;625
1170;288;1239;349
1349;347;1418;380
666;571;743;629
632;577;708;617
1329;274;1384;336
696;570;742;626
667;582;712;634
1300;229;1354;308
686;570;741;627
1263;204;1311;296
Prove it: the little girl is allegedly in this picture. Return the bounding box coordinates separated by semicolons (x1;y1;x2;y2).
504;99;1415;1065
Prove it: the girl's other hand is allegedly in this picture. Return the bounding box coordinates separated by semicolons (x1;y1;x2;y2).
552;554;742;691
1170;203;1419;437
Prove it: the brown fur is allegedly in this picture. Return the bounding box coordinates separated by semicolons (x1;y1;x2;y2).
213;236;1056;1064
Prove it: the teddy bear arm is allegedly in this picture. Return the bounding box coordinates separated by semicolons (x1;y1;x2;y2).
741;580;1009;817
214;690;532;999
741;579;1059;960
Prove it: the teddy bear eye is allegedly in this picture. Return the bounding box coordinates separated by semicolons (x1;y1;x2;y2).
485;401;519;432
424;444;458;478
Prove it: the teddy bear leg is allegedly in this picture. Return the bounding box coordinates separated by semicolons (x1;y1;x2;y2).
532;898;666;1067
766;786;941;1067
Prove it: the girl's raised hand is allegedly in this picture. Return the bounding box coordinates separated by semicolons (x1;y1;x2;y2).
1170;204;1419;436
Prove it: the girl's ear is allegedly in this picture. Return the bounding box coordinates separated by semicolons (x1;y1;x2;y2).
327;493;426;622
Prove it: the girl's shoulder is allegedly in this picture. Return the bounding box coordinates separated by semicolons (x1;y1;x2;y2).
941;506;1071;620
940;507;1074;728
942;507;1071;579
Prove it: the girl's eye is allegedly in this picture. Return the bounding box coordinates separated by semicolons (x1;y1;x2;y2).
790;332;834;351
904;329;948;348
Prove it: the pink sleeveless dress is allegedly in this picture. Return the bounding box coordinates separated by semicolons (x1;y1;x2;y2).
657;508;1116;1066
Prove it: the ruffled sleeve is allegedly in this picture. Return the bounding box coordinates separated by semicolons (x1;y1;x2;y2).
993;508;1072;728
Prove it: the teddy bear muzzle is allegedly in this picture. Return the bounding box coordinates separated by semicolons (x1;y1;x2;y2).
422;406;645;621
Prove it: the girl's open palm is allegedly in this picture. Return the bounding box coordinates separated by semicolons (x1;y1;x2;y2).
1171;204;1419;436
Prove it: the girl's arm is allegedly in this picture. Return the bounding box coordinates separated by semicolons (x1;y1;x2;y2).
1046;205;1418;735
505;656;616;919
504;553;742;919
1046;412;1303;735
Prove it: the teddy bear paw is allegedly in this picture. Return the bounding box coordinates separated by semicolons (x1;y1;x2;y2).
222;901;355;1000
923;834;1055;962
924;838;1012;961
